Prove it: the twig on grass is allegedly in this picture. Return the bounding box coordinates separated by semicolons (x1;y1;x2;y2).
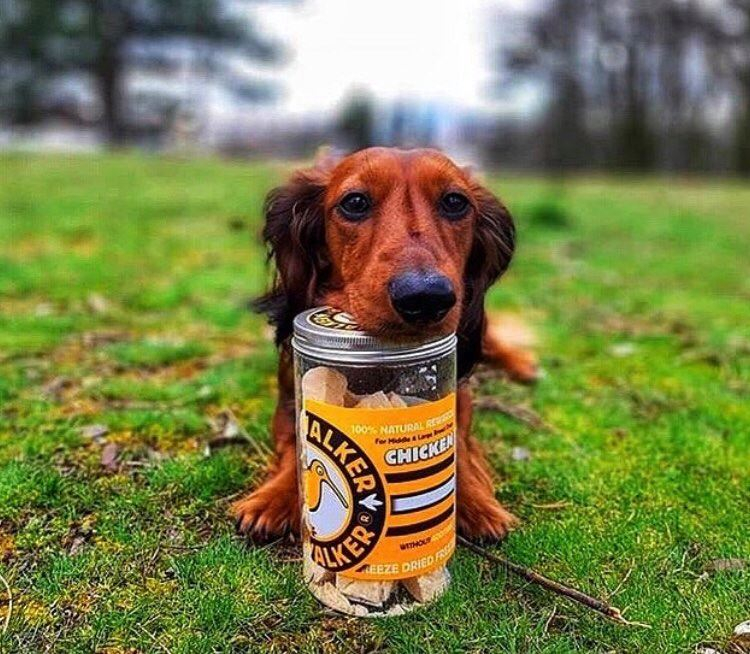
160;543;207;552
0;572;12;633
542;605;558;635
205;434;256;451
204;409;271;459
101;398;194;411
138;623;173;654
457;536;651;628
609;561;635;599
472;397;555;432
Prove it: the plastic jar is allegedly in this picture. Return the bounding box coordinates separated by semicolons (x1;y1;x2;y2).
292;307;457;616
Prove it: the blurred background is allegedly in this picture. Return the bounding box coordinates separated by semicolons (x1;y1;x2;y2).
1;0;749;173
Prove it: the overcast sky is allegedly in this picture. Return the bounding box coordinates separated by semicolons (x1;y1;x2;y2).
253;0;537;117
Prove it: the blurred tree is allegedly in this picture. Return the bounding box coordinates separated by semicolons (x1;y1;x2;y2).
736;75;750;175
723;0;750;175
614;38;656;171
501;0;589;171
0;0;282;144
336;91;376;151
692;0;750;174
493;0;735;173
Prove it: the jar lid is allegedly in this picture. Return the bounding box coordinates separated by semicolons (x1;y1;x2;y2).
292;306;456;363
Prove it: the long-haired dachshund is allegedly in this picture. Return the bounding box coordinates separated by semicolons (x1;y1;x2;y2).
235;147;537;542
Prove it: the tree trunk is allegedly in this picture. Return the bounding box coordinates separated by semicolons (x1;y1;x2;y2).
736;111;750;176
93;0;127;148
616;43;656;171
542;0;587;172
13;78;42;125
97;44;126;147
736;75;750;176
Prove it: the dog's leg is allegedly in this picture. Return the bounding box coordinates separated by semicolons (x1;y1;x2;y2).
455;383;518;541
482;313;539;384
234;352;300;542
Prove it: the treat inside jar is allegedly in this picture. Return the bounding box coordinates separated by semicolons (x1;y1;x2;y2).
298;358;456;616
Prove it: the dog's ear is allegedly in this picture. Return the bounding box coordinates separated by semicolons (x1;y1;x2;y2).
254;155;338;343
467;183;515;304
457;181;516;377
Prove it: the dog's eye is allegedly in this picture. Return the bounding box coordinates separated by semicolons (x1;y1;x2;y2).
338;192;371;221
439;192;470;219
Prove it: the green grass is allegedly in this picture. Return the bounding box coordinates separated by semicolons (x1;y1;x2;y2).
0;153;748;653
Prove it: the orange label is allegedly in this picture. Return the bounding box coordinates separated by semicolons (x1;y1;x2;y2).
300;393;456;581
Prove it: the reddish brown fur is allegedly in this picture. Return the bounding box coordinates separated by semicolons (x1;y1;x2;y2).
234;147;535;542
321;150;473;338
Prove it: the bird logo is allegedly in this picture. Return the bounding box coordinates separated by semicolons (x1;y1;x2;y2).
305;458;349;512
301;411;387;570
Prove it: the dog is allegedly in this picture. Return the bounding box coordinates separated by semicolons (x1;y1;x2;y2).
234;147;538;543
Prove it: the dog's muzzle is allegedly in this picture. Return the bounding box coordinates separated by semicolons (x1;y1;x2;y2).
388;270;456;324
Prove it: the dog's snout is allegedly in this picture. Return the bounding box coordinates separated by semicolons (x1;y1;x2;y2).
388;271;456;324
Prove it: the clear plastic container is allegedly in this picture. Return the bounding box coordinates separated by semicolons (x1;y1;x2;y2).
292;307;457;616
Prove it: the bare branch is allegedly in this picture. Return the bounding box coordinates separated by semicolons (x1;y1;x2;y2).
458;536;651;628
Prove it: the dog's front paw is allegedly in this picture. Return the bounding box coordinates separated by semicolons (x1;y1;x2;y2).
457;497;518;543
233;481;299;544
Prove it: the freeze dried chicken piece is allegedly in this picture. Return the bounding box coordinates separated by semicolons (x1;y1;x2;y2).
303;542;334;585
313;582;367;616
355;390;413;408
355;391;392;409
303;559;334;585
336;575;395;607
397;394;429;407
343;389;364;407
387;392;408;408
402;567;450;603
301;366;348;405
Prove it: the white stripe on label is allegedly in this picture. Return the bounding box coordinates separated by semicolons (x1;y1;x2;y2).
392;475;455;514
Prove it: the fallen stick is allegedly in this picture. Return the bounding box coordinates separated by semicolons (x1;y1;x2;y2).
472;397;554;432
457;536;650;628
204;409;272;459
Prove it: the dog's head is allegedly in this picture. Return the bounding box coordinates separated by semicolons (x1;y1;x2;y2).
256;147;515;365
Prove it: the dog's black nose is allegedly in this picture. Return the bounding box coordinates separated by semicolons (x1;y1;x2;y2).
388;271;456;324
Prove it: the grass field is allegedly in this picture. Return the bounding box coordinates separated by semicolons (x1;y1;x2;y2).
0;153;748;653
